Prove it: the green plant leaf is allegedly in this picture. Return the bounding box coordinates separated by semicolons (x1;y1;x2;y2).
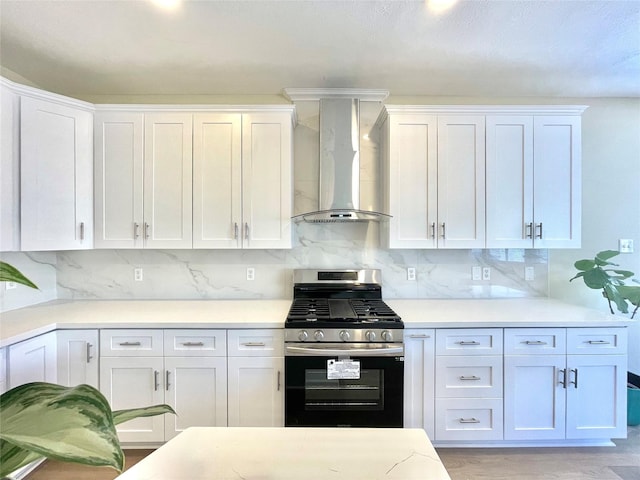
596;250;621;262
603;284;629;314
0;382;123;477
574;259;595;271
606;269;635;279
0;439;44;477
579;268;611;290
0;261;38;289
619;285;640;307
113;404;175;425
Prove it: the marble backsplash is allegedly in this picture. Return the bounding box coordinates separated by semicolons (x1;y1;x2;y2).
52;222;548;301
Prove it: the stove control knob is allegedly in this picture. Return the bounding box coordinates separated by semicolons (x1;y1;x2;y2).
339;330;351;342
381;330;393;342
298;330;309;341
314;330;325;341
365;330;376;342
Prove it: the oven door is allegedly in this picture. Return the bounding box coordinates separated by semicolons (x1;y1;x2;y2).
285;343;404;428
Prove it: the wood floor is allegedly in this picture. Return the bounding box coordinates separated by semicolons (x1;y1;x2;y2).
27;427;639;480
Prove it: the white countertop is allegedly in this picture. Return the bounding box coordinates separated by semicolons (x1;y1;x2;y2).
114;427;452;480
0;298;631;348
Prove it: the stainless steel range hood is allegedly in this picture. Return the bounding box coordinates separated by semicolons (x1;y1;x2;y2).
292;96;391;223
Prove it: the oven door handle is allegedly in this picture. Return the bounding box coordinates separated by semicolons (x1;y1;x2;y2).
285;345;404;357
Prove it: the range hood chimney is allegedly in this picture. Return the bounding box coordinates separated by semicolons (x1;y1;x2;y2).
284;88;391;223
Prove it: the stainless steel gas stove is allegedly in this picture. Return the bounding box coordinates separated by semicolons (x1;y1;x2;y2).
284;269;404;428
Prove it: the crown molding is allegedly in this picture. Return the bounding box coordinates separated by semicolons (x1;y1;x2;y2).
282;88;389;102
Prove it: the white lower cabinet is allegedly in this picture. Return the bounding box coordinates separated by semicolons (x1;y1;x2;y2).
227;329;284;427
504;328;627;441
0;347;7;394
8;332;57;388
99;329;228;444
56;330;99;388
403;329;436;438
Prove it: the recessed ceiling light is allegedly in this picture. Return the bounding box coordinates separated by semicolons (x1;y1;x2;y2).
426;0;458;14
150;0;181;11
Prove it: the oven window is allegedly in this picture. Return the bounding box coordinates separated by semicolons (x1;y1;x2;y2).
305;369;384;411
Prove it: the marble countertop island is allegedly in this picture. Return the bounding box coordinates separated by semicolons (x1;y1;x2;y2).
115;427;452;480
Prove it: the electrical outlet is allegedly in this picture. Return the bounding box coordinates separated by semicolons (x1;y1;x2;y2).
246;267;255;281
134;268;143;282
472;266;481;281
482;267;491;281
5;281;16;290
525;266;535;281
619;239;634;253
407;267;416;281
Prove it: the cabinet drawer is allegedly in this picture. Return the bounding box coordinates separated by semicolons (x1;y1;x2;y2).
435;398;503;441
100;330;163;357
164;330;226;357
567;328;627;355
436;329;503;355
436;355;503;398
504;328;566;355
227;330;284;357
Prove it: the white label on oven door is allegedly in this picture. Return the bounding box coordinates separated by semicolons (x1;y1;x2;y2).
327;359;360;379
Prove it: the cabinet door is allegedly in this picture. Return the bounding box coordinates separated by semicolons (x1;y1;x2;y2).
193;114;242;248
566;354;627;439
533;116;581;248
485;116;534;248
8;332;57;388
56;330;99;388
94;112;144;248
143;113;193;249
164;357;228;440
241;113;292;249
0;348;6;394
386;114;438;248
504;354;566;440
437;116;485;248
0;84;20;251
403;329;436;437
20;96;93;251
227;356;284;427
100;356;165;443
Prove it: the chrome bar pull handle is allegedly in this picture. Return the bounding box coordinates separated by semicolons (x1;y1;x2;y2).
244;222;250;240
459;375;481;381
241;342;266;347
459;418;480;424
409;334;431;339
134;222;140;239
166;371;170;391
431;222;436;239
80;222;85;240
182;342;205;347
559;368;567;388
525;222;534;239
524;340;548;345
277;371;281;391
144;222;150;239
234;222;239;240
154;370;159;391
119;341;141;346
86;343;93;363
570;368;578;389
441;222;446;238
457;341;480;346
536;222;543;239
587;340;610;345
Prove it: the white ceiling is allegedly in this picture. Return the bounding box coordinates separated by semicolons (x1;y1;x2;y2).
0;0;639;100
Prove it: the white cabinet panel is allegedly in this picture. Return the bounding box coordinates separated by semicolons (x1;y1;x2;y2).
164;329;226;357
0;84;20;251
8;332;57;388
504;328;566;355
0;348;6;394
20;96;93;251
436;328;503;355
100;329;164;357
403;330;436;437
435;397;503;441
227;329;284;357
436;355;503;399
164;356;228;440
94;112;144;248
56;330;99;388
227;356;284;427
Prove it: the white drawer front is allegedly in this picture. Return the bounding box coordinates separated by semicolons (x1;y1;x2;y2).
164;330;226;357
435;398;503;441
436;355;503;398
436;329;503;355
100;330;163;357
227;329;284;357
567;328;627;355
504;328;566;355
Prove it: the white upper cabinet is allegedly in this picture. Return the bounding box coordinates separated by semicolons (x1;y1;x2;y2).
0;83;20;251
382;105;584;249
381;109;485;248
144;113;193;249
20;95;93;251
486;111;583;248
94;112;145;248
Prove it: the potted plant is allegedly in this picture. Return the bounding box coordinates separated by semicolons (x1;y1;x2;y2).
570;250;640;426
0;262;175;478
